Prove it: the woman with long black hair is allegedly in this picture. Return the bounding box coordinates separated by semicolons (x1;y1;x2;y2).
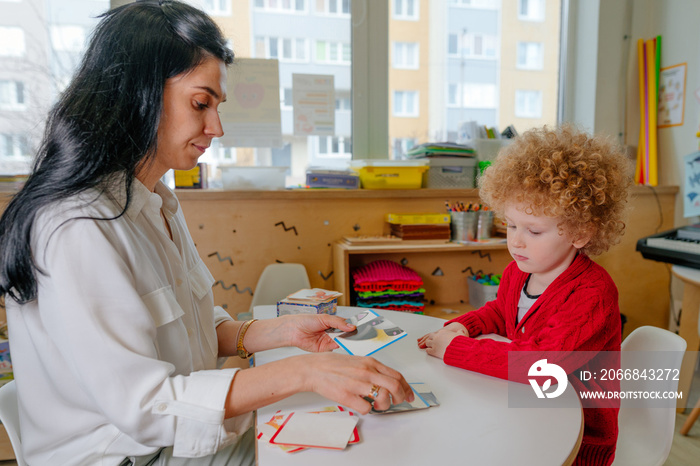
0;2;412;464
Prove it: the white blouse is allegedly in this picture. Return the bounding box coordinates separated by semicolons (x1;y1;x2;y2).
7;179;251;465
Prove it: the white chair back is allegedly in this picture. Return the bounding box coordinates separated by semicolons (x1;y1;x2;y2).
612;326;687;466
248;263;311;314
0;380;26;465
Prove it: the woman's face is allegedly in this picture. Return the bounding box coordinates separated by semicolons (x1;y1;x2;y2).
139;56;227;190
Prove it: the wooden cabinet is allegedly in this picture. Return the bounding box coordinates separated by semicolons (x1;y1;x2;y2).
333;240;510;319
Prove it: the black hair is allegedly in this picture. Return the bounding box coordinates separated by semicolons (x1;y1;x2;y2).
0;0;234;304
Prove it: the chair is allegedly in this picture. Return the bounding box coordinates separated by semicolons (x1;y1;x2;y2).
680;314;700;436
244;263;311;318
612;326;687;466
0;380;25;465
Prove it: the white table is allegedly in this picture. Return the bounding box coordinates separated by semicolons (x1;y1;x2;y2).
253;306;583;465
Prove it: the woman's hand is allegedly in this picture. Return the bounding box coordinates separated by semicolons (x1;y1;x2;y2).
287;314;356;353
302;352;414;414
225;352;414;417
417;322;468;359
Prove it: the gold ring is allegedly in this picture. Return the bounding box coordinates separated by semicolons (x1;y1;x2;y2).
369;384;380;400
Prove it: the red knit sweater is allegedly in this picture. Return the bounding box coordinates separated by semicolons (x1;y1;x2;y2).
445;254;621;466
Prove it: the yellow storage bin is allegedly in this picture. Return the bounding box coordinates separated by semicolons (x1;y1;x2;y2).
350;160;428;189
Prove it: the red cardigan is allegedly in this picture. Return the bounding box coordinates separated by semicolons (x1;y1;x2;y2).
445;254;621;466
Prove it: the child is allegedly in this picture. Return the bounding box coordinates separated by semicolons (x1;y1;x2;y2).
418;125;631;466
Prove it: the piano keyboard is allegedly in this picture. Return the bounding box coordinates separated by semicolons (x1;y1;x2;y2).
637;227;700;270
646;237;700;255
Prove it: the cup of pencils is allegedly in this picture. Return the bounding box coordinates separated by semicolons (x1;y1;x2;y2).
446;201;491;243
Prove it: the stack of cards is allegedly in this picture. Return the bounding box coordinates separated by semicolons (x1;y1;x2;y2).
277;288;343;316
257;406;360;453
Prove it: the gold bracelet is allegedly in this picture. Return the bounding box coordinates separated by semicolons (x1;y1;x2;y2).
237;319;257;359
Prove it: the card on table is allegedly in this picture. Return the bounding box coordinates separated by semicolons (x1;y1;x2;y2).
269;411;359;450
330;309;406;356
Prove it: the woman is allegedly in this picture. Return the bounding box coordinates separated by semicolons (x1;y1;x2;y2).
0;2;412;464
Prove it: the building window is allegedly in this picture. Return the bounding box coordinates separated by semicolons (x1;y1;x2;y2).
393;90;419;117
392;137;417;159
50;26;85;53
448;34;459;56
515;89;543;118
255;36;309;62
0;81;25;110
0;133;30;158
280;87;293;108
393;0;419;21
447;83;459;107
0;27;25;57
392;42;419;69
449;0;498;7
255;0;306;13
518;0;545;21
316;0;349;15
463;83;496;108
517;41;543;70
315;40;350;65
335;94;351;111
318;135;351;157
203;0;232;16
462;33;498;59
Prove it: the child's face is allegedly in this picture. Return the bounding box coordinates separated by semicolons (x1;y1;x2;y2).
504;202;587;286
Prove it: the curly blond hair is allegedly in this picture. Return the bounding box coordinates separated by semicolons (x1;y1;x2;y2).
478;125;632;256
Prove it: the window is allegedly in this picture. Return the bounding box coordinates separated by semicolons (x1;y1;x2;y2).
393;0;419;21
280;88;293;108
447;84;459;106
50;26;85;53
392;42;419;69
448;34;459;56
316;0;349;16
315;40;350;65
317;135;351;157
0;27;25;57
449;0;498;7
462;33;498;59
463;83;496;108
393;90;419;117
203;0;232;16
518;0;545;21
255;36;309;62
255;0;306;13
335;94;351;111
0;80;25;110
0;133;29;158
517;41;543;70
515;90;543;118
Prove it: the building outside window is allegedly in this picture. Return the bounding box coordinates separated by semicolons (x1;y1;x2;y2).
393;0;419;21
0;27;25;57
393;90;419;117
392;42;419;69
518;0;545;21
316;0;349;16
50;26;85;53
315;40;350;65
203;0;232;16
515;89;543;118
0;80;25;110
517;41;543;69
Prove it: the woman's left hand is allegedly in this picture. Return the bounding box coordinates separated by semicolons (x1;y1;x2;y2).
287;314;356;352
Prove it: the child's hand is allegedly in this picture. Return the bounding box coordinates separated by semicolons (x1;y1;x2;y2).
417;323;468;359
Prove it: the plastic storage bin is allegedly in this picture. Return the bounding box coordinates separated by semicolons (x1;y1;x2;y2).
221;166;288;190
350;160;428;189
423;157;477;189
467;275;499;308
